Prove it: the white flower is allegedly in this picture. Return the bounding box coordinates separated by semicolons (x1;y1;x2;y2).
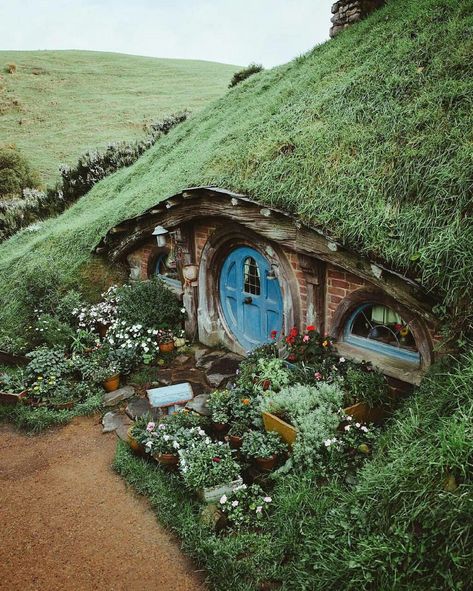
339;357;346;363
232;500;239;507
344;425;351;431
324;439;332;447
181;308;186;313
163;434;170;441
361;425;369;433
172;441;180;450
256;506;263;513
355;423;361;428
263;496;272;503
219;495;227;504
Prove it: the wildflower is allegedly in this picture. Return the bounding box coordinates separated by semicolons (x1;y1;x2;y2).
289;327;298;338
263;496;272;503
344;425;351;431
303;335;310;343
242;398;250;405
270;330;278;339
180;307;186;314
324;439;332;447
256;506;263;513
232;500;239;507
306;325;316;331
339;357;346;363
212;457;221;463
355;422;361;428
322;340;329;348
361;425;369;433
172;441;180;450
220;495;227;504
314;372;322;381
37;376;43;381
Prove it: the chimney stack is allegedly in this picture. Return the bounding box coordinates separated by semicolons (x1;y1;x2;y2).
330;0;386;37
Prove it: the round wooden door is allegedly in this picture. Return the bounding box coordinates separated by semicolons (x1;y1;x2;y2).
219;246;283;350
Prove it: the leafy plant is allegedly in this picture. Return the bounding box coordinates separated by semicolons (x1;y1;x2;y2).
207;389;232;424
241;430;288;460
343;364;388;408
228;63;263;88
34;313;75;349
0;146;41;199
219;484;272;529
115;278;185;331
228;420;250;437
179;440;241;490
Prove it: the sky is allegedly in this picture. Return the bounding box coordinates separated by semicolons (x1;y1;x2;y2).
1;0;332;67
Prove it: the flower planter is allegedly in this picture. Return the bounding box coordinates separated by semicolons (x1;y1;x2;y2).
127;427;146;457
255;454;278;472
0;390;27;405
23;396;43;408
198;477;244;504
262;411;297;446
342;402;387;425
103;374;120;392
212;421;228;433
261;379;271;391
153;452;179;467
159;341;175;354
228;434;243;449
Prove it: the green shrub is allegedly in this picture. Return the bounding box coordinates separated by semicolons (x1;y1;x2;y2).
35;313;75;349
343;364;388;408
207;389;232;423
0;146;41;198
179;441;241;490
241;430;288;460
228;63;263;88
116;278;184;330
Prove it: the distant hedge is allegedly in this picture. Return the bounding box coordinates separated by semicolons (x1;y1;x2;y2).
229;63;264;88
0;146;41;199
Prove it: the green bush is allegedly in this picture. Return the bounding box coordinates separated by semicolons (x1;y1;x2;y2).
116;278;184;330
228;63;263;88
343;364;389;408
0;146;41;198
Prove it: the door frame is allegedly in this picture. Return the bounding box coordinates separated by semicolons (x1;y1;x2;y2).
197;222;301;355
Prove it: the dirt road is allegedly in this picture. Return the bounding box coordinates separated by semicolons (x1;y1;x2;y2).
0;416;206;591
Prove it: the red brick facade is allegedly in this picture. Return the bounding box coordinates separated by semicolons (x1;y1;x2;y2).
326;267;370;326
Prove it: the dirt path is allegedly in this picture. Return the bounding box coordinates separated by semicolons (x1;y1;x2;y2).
0;416;206;591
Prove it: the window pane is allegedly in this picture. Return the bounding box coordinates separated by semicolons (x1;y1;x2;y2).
243;257;261;295
155;252;179;282
350;304;418;352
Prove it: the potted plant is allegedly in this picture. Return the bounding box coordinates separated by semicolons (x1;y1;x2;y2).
100;364;121;392
128;414;154;456
227;420;249;449
241;430;288;471
218;484;273;530
157;329;175;353
179;440;243;502
342;364;389;424
207;389;231;431
251;357;290;394
145;419;208;467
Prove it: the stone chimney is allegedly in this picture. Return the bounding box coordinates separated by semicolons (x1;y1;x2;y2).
330;0;386;37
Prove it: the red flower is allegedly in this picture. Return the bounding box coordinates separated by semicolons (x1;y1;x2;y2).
270;330;278;339
285;336;295;345
287;353;297;363
289;327;298;338
314;372;322;381
306;325;316;332
212;457;221;463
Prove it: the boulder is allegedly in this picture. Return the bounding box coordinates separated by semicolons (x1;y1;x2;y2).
103;386;135;407
102;411;132;433
185;393;210;416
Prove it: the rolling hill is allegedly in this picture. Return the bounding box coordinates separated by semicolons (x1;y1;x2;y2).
0;50;239;184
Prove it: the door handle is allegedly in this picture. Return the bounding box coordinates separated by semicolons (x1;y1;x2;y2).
244;296;253;304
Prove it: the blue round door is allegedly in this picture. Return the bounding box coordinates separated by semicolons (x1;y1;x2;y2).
219;246;283;351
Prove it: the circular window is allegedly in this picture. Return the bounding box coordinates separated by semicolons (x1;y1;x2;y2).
345;303;420;365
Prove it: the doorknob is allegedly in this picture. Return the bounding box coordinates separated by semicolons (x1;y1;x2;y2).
244;296;253;304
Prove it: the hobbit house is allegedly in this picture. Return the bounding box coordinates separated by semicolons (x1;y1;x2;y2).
95;186;442;387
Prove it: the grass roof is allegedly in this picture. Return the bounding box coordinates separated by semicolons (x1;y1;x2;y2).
0;0;472;337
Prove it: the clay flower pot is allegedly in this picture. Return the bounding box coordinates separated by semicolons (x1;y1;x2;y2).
103;374;120;392
262;379;272;391
153;452;179;467
255;454;278;472
159;341;175;354
228;434;243;449
212;422;228;433
127;427;146;456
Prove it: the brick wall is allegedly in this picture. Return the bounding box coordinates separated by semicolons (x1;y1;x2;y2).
194;223;217;262
286;251;308;327
126;239;156;280
326;266;370;328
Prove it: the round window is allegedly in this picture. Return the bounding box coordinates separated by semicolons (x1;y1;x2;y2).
345;303;420;364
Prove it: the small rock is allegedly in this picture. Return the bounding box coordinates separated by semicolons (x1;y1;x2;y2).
185;393;210;416
199;503;225;530
174;354;191;365
125;397;156;420
102;411;132;433
207;373;230;388
103;385;135;407
195;350;226;370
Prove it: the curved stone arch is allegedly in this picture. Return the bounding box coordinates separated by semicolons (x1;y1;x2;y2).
330;287;433;382
197;223;301;355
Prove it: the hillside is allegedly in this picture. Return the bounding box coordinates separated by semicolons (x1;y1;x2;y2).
0;50;239;184
0;0;472;339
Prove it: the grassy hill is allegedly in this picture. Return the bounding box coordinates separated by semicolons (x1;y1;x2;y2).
0;50;239;184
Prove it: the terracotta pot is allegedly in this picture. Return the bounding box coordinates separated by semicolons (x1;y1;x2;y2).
262;379;271;391
103;374;120;392
212;422;228;433
159;341;175;354
96;322;110;338
255;454;278;472
228;434;243;449
127;427;146;456
342;401;387;425
154;452;179;467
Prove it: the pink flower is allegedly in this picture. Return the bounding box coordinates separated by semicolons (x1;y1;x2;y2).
314;372;322;381
303;335;310;343
146;422;156;432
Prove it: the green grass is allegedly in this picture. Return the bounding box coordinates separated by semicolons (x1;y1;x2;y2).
115;353;473;590
0;393;103;434
0;50;239;184
0;0;471;340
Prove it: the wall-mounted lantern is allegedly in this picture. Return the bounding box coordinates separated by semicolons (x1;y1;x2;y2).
152;225;169;247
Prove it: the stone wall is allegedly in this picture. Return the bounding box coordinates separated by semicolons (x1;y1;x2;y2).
330;0;385;37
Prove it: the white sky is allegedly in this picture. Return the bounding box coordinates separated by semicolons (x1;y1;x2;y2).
0;0;332;67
